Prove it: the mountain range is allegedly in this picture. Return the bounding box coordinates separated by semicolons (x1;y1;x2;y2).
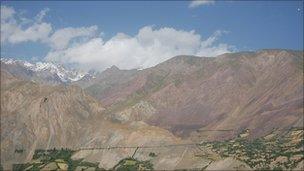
1;49;303;170
1;58;96;85
80;49;303;140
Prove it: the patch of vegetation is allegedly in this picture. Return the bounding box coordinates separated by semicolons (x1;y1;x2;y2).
66;158;103;171
13;148;105;171
149;152;157;157
33;148;74;161
15;149;24;153
200;128;304;170
12;148;155;171
113;157;153;171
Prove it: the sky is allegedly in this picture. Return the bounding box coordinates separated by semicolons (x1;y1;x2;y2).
1;0;303;71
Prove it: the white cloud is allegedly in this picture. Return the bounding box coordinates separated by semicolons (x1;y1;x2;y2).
8;23;52;43
49;26;98;50
2;6;233;71
1;5;52;44
1;6;15;21
45;26;233;71
1;5;97;48
35;8;50;23
189;0;215;8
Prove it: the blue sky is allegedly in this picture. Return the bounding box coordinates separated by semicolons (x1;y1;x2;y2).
1;1;303;70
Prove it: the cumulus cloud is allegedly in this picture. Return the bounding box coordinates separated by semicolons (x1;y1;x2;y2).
45;26;233;71
1;5;98;48
1;5;52;44
49;26;98;50
8;23;52;43
2;5;233;71
189;0;215;8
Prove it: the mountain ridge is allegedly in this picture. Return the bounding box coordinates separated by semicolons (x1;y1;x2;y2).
1;58;95;84
1;49;303;169
1;70;190;170
79;49;303;140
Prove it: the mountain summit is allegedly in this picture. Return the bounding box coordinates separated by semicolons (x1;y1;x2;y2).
1;58;95;84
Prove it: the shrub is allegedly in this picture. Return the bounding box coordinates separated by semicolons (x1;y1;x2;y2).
149;152;157;157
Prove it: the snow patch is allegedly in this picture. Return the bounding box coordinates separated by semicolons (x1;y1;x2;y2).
1;58;93;82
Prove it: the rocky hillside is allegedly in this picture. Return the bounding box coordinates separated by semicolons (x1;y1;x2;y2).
1;49;303;170
1;69;102;168
0;70;186;170
82;49;303;140
73;65;138;98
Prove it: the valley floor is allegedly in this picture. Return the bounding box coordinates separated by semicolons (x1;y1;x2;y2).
7;128;303;171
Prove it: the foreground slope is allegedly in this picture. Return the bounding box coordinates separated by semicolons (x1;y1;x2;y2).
1;69;212;170
1;69;104;167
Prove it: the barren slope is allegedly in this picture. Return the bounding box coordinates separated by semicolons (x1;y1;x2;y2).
84;50;303;140
1;70;207;170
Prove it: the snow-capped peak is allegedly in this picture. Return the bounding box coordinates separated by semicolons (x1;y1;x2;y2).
1;58;93;82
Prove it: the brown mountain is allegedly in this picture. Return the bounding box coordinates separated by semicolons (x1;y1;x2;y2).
1;69;189;170
73;65;138;99
83;49;303;140
1;49;303;170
